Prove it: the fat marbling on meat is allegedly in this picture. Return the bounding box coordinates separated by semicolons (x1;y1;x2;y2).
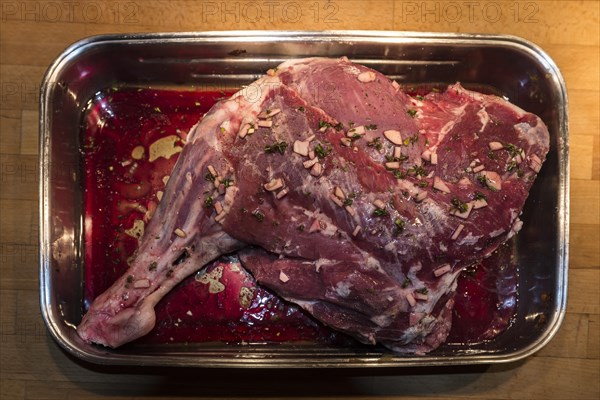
77;57;550;354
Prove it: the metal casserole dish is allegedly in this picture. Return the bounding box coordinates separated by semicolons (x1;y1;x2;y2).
39;31;569;367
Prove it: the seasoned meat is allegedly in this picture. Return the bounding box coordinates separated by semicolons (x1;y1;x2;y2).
77;57;549;353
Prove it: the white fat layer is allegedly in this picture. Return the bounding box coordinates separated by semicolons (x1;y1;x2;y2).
489;228;505;238
451;103;468;117
335;281;352;297
315;258;335;272
400;315;436;344
371;314;391;327
477;107;489;132
456;232;482;246
405;265;460;314
430;120;456;152
514;122;548;147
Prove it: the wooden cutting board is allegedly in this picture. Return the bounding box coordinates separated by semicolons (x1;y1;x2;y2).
1;1;598;399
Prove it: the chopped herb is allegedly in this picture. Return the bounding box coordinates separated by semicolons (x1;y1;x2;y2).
506;160;518;171
407;109;418;118
403;134;419;146
149;262;158;271
416;287;428;295
204;195;214;208
343;197;353;206
240;207;247;213
297;224;305;231
393;218;405;236
408;165;427;177
386;154;409;163
126;275;134;284
401;278;412;288
517;169;524;177
416;95;425;101
372;208;388;217
367;137;383;150
204;172;216;182
349;133;362;141
221;177;233;187
318;120;332;129
417;181;429;188
333;122;344;131
314;143;332;159
264;141;288;155
297;106;305;112
451;197;468;213
474;191;487;201
365;124;378;130
487;150;498;160
393;170;408;179
348;121;355;128
252;210;265;222
477;174;494;190
505;143;522;157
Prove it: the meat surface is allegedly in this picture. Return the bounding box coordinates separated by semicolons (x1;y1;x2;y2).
77;57;550;353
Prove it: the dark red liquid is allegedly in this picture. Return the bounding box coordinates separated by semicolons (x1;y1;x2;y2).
82;87;517;348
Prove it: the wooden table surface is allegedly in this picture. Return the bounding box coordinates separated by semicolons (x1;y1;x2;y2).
1;1;598;399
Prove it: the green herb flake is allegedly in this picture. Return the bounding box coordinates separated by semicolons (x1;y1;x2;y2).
393;170;408;179
252;210;265;222
393;218;405;236
297;106;305;112
416;287;428;295
401;278;412;288
477;174;495;190
372;208;389;217
488;150;498;160
451;197;468;213
408;165;427;177
126;275;134;284
149;262;158;271
264;141;288;155
204;172;216;182
505;143;522;158
204;195;214;208
367;137;383;150
407;109;418;118
314;143;332;159
365;124;378;130
403;134;419;146
221;178;233;188
473;191;487;201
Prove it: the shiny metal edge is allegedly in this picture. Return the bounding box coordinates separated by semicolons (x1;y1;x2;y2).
39;30;569;368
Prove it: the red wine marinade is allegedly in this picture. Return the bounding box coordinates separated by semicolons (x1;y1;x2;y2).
82;86;517;348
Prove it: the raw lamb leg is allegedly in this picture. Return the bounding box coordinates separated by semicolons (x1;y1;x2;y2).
78;57;549;353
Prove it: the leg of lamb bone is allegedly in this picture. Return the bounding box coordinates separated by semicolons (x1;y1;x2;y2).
78;57;549;353
76;83;275;347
